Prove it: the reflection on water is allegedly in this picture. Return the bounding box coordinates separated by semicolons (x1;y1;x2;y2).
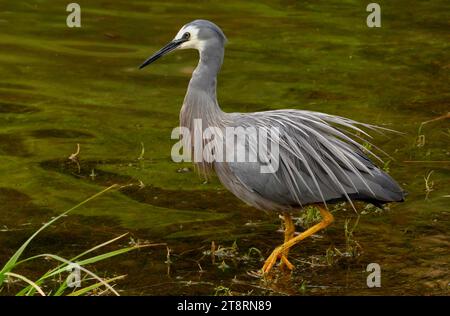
0;0;449;295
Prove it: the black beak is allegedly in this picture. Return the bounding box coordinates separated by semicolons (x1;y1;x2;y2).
139;39;187;69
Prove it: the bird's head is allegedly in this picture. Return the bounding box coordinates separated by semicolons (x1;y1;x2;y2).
139;19;227;69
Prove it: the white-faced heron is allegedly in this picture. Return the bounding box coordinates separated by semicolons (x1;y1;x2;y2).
139;20;405;274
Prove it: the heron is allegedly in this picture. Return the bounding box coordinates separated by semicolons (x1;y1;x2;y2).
139;20;405;274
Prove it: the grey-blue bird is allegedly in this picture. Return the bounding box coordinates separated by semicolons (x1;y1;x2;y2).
139;20;405;274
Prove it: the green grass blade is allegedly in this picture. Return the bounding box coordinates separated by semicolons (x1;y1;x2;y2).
53;280;69;296
0;184;118;285
25;253;121;296
67;275;126;296
15;232;130;295
16;238;164;296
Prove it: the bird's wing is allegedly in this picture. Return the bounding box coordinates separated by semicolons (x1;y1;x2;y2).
224;110;404;209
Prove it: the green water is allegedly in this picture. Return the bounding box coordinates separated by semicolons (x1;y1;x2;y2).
0;0;449;295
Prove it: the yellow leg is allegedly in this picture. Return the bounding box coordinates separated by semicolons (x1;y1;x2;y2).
262;205;334;274
279;213;295;270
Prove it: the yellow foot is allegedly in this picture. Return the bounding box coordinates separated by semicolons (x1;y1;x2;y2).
261;205;334;275
261;247;294;274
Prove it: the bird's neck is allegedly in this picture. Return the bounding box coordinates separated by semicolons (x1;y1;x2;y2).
189;44;224;98
181;44;226;128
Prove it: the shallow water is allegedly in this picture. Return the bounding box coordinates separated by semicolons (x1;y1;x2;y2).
0;0;449;295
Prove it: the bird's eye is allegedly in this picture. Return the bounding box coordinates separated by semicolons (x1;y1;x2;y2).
183;32;191;40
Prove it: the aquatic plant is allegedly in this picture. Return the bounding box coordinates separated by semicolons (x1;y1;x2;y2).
0;185;163;296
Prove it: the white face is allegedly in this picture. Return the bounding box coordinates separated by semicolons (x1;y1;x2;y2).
173;25;204;50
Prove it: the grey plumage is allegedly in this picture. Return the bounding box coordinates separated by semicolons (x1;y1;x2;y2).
141;19;405;212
